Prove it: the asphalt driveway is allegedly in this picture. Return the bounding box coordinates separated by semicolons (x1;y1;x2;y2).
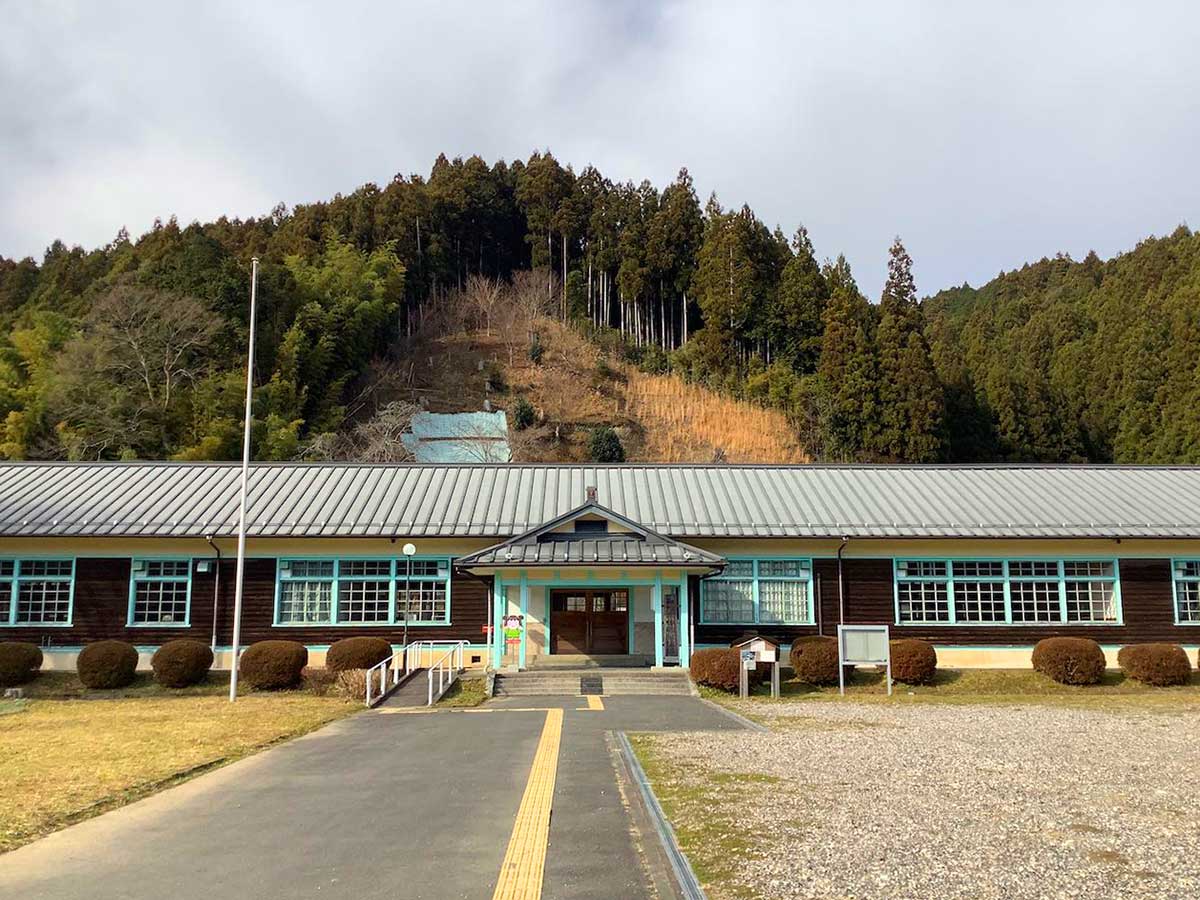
0;694;742;900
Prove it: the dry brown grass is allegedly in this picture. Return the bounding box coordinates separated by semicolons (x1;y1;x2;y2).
412;316;809;463
0;694;356;852
624;370;807;463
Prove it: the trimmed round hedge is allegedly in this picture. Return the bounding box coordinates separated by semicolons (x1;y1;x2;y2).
0;641;43;686
326;636;392;673
1031;637;1106;685
790;635;840;686
239;640;308;690
77;640;139;689
890;639;937;685
151;640;214;688
689;648;764;692
1117;642;1192;686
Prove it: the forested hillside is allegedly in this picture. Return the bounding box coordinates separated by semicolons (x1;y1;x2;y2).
0;150;1197;464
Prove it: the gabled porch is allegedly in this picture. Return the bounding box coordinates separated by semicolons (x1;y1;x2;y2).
455;493;725;670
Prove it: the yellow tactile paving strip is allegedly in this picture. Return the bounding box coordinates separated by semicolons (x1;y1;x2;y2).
492;707;564;900
584;695;604;711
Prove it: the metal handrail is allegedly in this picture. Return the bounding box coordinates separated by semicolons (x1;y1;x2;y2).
365;640;468;707
425;641;467;705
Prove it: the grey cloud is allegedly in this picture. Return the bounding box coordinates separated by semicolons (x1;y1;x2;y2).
2;0;1198;298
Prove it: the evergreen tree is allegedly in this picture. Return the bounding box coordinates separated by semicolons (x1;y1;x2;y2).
874;238;943;461
817;256;878;459
770;226;829;373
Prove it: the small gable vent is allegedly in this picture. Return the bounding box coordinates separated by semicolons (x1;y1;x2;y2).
574;519;608;533
585;485;598;503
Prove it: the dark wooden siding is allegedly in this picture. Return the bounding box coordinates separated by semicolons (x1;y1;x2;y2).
693;557;1190;647
29;557;489;648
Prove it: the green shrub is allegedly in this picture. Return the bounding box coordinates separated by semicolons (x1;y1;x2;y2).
484;360;507;393
890;639;937;684
0;641;42;686
689;648;764;692
239;640;308;690
790;635;841;685
638;346;670;375
326;636;392;673
77;640;139;689
151;640;214;688
528;332;545;365
1117;643;1192;686
1031;637;1106;685
587;425;625;463
512;397;536;430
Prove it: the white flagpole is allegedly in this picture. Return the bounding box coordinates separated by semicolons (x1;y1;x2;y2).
229;256;259;702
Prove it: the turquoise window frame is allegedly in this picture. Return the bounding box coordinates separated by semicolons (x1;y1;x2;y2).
273;556;452;627
893;557;1123;626
1171;559;1200;625
0;557;76;627
699;557;814;626
127;558;193;628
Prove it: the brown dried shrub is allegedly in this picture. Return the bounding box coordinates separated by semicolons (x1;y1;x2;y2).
790;635;840;686
301;666;337;696
239;640;307;690
1117;643;1192;686
0;641;42;686
150;640;213;688
77;640;139;689
1031;637;1106;685
890;639;938;685
689;648;764;692
334;669;369;701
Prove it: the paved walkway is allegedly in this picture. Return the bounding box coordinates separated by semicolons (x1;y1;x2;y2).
0;695;743;900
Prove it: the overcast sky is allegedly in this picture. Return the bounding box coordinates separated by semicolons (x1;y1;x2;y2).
3;1;1198;297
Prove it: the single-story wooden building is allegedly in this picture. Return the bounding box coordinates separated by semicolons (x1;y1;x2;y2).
2;462;1198;670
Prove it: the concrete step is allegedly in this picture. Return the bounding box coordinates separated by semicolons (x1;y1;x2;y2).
493;668;693;697
527;654;652;669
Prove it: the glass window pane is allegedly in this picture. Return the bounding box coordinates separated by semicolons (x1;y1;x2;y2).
16;580;71;623
279;581;331;623
702;580;754;622
21;560;72;577
1178;581;1200;623
1065;580;1117;623
954;580;1005;622
897;581;948;622
0;561;14;577
0;580;10;620
397;580;447;622
758;559;807;578
288;560;334;578
1010;581;1060;623
722;560;754;579
337;580;390;622
1180;561;1200;579
899;560;946;578
404;560;444;578
133;580;189;624
610;591;628;612
759;580;809;624
1010;560;1058;579
145;560;189;578
952;561;1004;578
1063;560;1114;579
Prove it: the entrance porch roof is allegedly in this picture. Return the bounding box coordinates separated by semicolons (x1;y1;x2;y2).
454;500;725;570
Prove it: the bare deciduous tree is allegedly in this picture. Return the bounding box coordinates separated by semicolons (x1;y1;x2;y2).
302;400;419;462
462;274;504;337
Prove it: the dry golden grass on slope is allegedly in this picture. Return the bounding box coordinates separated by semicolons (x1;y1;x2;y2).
411;317;808;464
624;370;807;463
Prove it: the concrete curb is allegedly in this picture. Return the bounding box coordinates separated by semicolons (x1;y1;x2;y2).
698;697;769;732
616;731;706;900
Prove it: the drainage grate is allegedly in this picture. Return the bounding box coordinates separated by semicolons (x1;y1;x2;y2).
579;674;604;695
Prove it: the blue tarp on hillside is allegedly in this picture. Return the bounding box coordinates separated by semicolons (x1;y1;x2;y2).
401;410;511;463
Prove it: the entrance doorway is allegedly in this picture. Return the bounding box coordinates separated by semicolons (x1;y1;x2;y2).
550;589;629;654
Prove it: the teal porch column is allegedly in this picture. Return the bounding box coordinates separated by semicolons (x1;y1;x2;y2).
653;571;664;667
678;572;690;667
518;571;529;669
493;575;505;665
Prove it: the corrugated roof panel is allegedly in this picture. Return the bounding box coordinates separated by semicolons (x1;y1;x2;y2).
1;462;1199;540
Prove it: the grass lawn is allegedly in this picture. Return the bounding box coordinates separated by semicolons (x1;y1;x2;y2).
701;667;1200;713
0;686;358;853
17;670;231;700
434;676;488;707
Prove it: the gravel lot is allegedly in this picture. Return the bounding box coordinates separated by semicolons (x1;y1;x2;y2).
644;701;1200;899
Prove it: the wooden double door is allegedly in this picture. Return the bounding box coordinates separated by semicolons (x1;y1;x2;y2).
550;589;629;654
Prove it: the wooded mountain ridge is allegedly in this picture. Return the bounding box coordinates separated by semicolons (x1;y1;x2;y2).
0;150;1196;464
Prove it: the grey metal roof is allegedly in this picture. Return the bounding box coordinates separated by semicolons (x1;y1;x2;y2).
455;501;725;568
0;462;1198;540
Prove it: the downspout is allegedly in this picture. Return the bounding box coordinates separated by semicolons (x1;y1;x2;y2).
206;535;222;654
836;536;850;628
